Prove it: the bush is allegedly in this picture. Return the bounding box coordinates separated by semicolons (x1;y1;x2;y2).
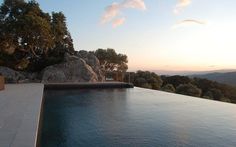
176;83;202;97
131;71;163;90
161;84;175;93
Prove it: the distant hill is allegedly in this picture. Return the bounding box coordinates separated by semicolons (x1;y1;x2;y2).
152;69;236;76
124;70;236;103
190;72;236;87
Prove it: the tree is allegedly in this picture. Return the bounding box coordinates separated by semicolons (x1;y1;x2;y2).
203;91;214;100
176;83;202;97
162;75;192;88
161;84;175;93
0;0;74;71
208;88;224;101
133;70;163;90
0;0;53;55
50;12;74;55
94;48;128;72
134;77;151;89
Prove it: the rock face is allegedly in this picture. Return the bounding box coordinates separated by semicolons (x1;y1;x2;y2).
0;66;25;83
41;51;104;83
76;50;105;81
0;51;105;83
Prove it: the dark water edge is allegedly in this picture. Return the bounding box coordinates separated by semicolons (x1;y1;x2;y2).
40;88;236;147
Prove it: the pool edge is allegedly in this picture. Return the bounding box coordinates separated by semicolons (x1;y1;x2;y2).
44;82;134;90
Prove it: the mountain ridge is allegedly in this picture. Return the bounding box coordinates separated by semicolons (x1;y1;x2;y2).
151;69;236;76
190;72;236;87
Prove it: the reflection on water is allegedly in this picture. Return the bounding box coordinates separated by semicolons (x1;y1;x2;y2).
41;87;236;147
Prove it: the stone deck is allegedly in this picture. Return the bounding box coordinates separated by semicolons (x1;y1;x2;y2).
0;84;44;147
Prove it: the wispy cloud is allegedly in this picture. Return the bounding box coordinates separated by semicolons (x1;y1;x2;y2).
172;19;207;29
122;0;146;10
172;1;207;29
101;0;204;29
112;17;126;28
101;2;121;24
101;0;146;27
178;19;206;25
174;0;192;14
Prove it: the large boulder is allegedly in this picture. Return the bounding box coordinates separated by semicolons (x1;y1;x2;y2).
20;72;41;83
0;66;26;83
41;58;99;83
76;50;105;81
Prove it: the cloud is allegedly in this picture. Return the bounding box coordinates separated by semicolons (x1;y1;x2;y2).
174;0;192;14
101;0;146;27
112;17;126;28
172;19;207;29
178;19;206;25
101;2;121;24
122;0;146;10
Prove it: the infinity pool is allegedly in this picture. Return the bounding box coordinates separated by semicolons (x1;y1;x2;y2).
40;87;236;147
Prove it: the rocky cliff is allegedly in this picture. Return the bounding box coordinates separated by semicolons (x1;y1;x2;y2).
0;51;104;83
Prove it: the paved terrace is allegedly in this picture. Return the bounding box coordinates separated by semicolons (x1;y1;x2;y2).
0;84;44;147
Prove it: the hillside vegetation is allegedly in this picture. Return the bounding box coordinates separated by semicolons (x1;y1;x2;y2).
124;71;236;104
191;72;236;87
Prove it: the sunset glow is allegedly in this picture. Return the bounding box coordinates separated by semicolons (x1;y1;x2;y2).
5;0;235;71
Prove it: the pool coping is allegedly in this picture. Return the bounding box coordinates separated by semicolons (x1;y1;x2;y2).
44;82;134;90
0;84;44;147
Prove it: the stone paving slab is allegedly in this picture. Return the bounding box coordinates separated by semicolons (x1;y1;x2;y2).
0;84;44;147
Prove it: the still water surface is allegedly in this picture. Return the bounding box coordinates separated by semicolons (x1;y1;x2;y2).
41;88;236;147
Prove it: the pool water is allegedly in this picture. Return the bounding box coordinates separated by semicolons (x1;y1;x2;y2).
40;87;236;147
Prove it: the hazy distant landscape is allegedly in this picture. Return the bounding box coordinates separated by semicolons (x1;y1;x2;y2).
152;69;236;76
191;72;236;87
151;69;236;87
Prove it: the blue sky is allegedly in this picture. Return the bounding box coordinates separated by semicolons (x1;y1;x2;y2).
1;0;236;71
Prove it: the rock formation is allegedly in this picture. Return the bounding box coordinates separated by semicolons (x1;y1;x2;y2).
0;66;25;83
0;51;105;83
76;50;104;81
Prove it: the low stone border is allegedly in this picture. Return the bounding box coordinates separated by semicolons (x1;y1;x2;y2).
44;82;134;90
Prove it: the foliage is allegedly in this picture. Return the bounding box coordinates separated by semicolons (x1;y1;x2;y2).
127;71;236;104
192;72;236;87
0;0;74;71
193;78;236;102
161;84;175;93
161;75;193;88
176;83;202;97
124;70;163;90
50;12;74;55
94;48;128;72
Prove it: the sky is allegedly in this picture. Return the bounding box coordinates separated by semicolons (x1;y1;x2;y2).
1;0;236;71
